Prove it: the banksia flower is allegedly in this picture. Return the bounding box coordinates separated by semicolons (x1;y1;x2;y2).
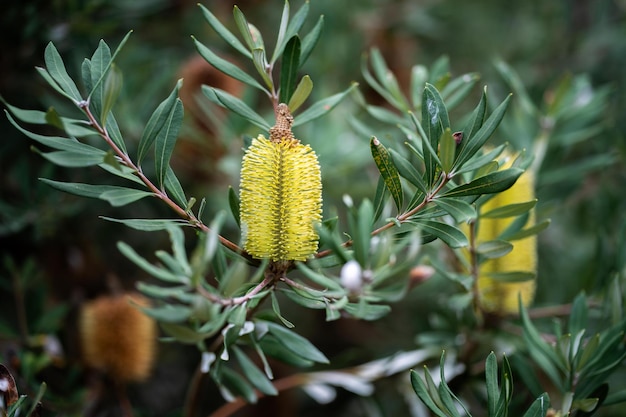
79;293;156;382
239;104;323;262
473;152;537;315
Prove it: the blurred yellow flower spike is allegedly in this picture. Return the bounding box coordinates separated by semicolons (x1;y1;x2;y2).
475;152;537;315
240;104;323;262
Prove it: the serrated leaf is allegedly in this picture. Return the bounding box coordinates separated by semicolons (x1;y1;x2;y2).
443;168;523;198
300;15;324;66
44;42;82;102
103;217;188;232
454;94;512;170
202;86;271;131
192;37;267;93
279;36;301;104
264;321;329;364
433;198;476;223
482;199;537;218
293;82;357;127
198;4;251;58
371;137;403;212
288;75;313;112
410;220;468;248
233;347;278;396
154;97;183;188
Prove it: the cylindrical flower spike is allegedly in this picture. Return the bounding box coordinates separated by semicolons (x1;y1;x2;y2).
474;152;537;315
240;104;322;262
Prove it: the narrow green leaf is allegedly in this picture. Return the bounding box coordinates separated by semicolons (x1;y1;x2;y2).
228;186;241;228
160;322;213;344
410;220;468;248
103;217;189;232
82;58;92;91
441;73;480;110
38;149;105;167
521;393;550;417
233;5;256;51
279;36;301;104
443;168;523;198
192;37;267;93
410;370;450;417
221;367;258;404
362;52;402;110
487;271;536;282
141;304;191;323
155;97;183;188
198;4;251;58
271;292;294;328
88;31;132;106
274;0;309;61
433;198;476;223
203;86;271;131
35;66;76;101
410;65;428;109
264;321;329;364
495;355;514;416
40;178;153;207
100;63;123;126
138;81;182;164
288;75;313;112
439;128;456;173
370;48;410;111
164;166;188;209
295;262;344;292
371;137;403;212
44;42;82;102
501;219;551;241
247;23;265;50
483;199;537;219
568;292;588;336
293;82;357;127
252;48;273;90
117;241;189;283
233;347;278;396
408;111;442;184
454;94;512;170
270;0;290;64
365;105;408;126
389;148;428;194
486;352;499;416
372;177;389;222
300;15;324;66
476;240;513;259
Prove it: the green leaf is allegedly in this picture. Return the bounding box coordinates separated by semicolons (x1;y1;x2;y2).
410;369;449;417
264;321;329;364
88;31;132;107
486;352;499;416
44;42;82;102
38;149;105;167
487;271;536;282
232;5;256;51
408;111;442;185
288;75;313;112
482;199;537;219
372;177;388;222
495;355;513;416
274;0;309;63
100;63;123;126
103;217;189;232
476;240;513;259
501;219;551;241
443;168;523;198
371;137;403;211
454;93;512;170
568;292;588;336
410;220;468;248
293;82;357;127
138;81;182;164
154;97;183;189
192;36;267;93
226;186;241;228
202;86;271;131
439;128;456;173
36;66;74;101
118;241;190;284
160;322;213;344
441;73;480;110
369;48;410;111
141;304;191;323
270;0;290;64
433;198;476;223
40;178;153;207
104;113;127;154
389;149;428;195
300;15;324;66
198;4;251;58
251;48;273;90
164;166;188;209
350;199;374;267
271;291;294;328
220;367;258;404
279;36;301;104
233;347;278;396
521;393;550;417
295;262;344;292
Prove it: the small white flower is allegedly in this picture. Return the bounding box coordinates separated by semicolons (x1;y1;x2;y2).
340;260;363;292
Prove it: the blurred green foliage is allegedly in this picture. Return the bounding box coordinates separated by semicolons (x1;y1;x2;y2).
1;1;625;416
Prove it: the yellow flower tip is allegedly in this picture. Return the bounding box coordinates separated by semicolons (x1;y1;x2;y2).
475;151;537;315
240;134;322;261
79;293;157;382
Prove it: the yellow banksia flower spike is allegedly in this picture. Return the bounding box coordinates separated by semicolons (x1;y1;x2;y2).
240;103;322;262
474;151;537;315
